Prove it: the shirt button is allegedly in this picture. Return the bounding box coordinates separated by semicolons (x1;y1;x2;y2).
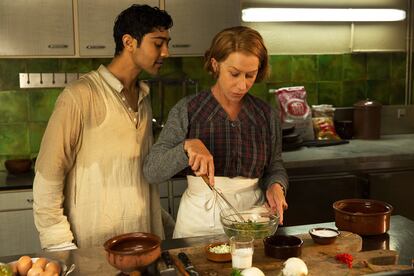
133;118;137;122
122;97;126;101
231;122;235;127
128;107;132;111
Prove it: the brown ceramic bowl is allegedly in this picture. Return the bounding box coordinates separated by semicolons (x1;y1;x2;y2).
309;227;340;245
4;159;33;174
205;241;231;263
333;199;393;236
103;232;161;274
263;234;303;259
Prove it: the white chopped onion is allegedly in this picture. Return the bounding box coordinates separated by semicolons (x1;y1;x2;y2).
282;257;308;276
241;267;265;276
208;244;230;254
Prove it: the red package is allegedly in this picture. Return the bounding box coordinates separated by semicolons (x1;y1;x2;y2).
272;86;314;141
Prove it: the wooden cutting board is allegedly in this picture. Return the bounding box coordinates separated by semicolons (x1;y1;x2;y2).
168;232;413;275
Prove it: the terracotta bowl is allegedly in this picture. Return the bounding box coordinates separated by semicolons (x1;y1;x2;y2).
333;199;393;236
205;241;231;263
263;234;303;259
4;159;32;174
103;232;161;274
309;227;340;245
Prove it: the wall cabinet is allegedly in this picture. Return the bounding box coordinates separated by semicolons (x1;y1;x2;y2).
77;0;158;56
0;0;241;57
164;0;241;56
0;190;41;257
0;0;74;56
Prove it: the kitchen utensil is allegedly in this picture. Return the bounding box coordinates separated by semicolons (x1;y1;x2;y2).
308;227;340;245
178;252;199;276
263;234;303;259
103;232;161;274
159;251;177;276
64;263;75;276
333;199;393;235
353;99;382;139
171;254;190;276
220;208;279;239
201;175;245;223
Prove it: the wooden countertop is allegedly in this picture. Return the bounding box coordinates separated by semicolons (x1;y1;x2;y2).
1;215;413;275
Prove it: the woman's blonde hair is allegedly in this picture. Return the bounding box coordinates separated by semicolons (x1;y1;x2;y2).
204;26;269;82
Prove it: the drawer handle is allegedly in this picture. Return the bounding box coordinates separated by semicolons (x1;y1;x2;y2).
86;45;106;49
172;44;190;48
27;199;34;203
48;44;69;49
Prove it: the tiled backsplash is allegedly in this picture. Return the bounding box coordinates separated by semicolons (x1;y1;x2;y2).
0;52;408;169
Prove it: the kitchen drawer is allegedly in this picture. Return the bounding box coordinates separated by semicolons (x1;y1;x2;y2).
0;190;34;211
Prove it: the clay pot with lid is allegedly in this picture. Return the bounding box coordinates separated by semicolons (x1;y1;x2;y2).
353;99;382;139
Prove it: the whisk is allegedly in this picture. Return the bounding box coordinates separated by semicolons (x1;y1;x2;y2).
201;175;246;223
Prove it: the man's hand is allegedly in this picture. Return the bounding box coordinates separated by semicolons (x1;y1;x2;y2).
184;139;215;185
266;183;288;225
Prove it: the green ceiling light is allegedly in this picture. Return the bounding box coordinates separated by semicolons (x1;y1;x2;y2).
242;8;406;22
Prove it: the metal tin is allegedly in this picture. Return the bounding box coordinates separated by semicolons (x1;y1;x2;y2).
353;99;382;139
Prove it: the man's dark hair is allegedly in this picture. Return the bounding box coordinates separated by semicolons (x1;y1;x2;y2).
113;4;173;56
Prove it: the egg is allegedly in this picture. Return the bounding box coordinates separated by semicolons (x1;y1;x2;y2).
32;258;48;270
39;270;59;276
27;267;43;276
17;256;33;276
45;262;61;275
8;261;18;275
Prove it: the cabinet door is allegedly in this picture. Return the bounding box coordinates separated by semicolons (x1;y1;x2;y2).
0;210;41;256
165;0;241;56
369;170;414;221
0;190;41;256
0;0;74;56
78;0;158;57
285;174;365;226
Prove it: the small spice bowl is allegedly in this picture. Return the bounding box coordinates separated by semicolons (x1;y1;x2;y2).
263;234;303;259
205;241;232;263
309;227;340;245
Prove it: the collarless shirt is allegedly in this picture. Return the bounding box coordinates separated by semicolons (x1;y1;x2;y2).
33;65;163;249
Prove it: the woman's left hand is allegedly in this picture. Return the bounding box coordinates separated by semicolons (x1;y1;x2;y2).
266;183;288;225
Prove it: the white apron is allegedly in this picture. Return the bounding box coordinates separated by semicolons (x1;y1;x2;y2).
173;176;264;238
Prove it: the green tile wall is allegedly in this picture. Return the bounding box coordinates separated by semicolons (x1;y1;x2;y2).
0;52;407;168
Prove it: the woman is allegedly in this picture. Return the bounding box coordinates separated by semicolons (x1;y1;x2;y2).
144;26;288;238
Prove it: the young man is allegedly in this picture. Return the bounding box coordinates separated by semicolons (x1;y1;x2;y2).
33;4;173;250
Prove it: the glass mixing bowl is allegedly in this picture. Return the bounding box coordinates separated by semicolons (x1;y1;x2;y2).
220;207;279;239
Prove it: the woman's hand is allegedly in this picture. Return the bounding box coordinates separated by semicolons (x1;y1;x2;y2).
184;139;215;185
266;183;288;225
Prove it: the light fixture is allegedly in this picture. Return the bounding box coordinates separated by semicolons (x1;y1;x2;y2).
242;8;406;22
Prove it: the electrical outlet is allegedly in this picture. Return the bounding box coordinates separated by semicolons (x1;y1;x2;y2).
397;108;406;119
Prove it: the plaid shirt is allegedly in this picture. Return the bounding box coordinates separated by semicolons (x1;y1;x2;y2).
187;91;273;178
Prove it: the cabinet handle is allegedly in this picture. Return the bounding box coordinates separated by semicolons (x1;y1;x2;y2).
26;199;34;204
86;45;106;49
48;44;69;49
172;44;190;48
